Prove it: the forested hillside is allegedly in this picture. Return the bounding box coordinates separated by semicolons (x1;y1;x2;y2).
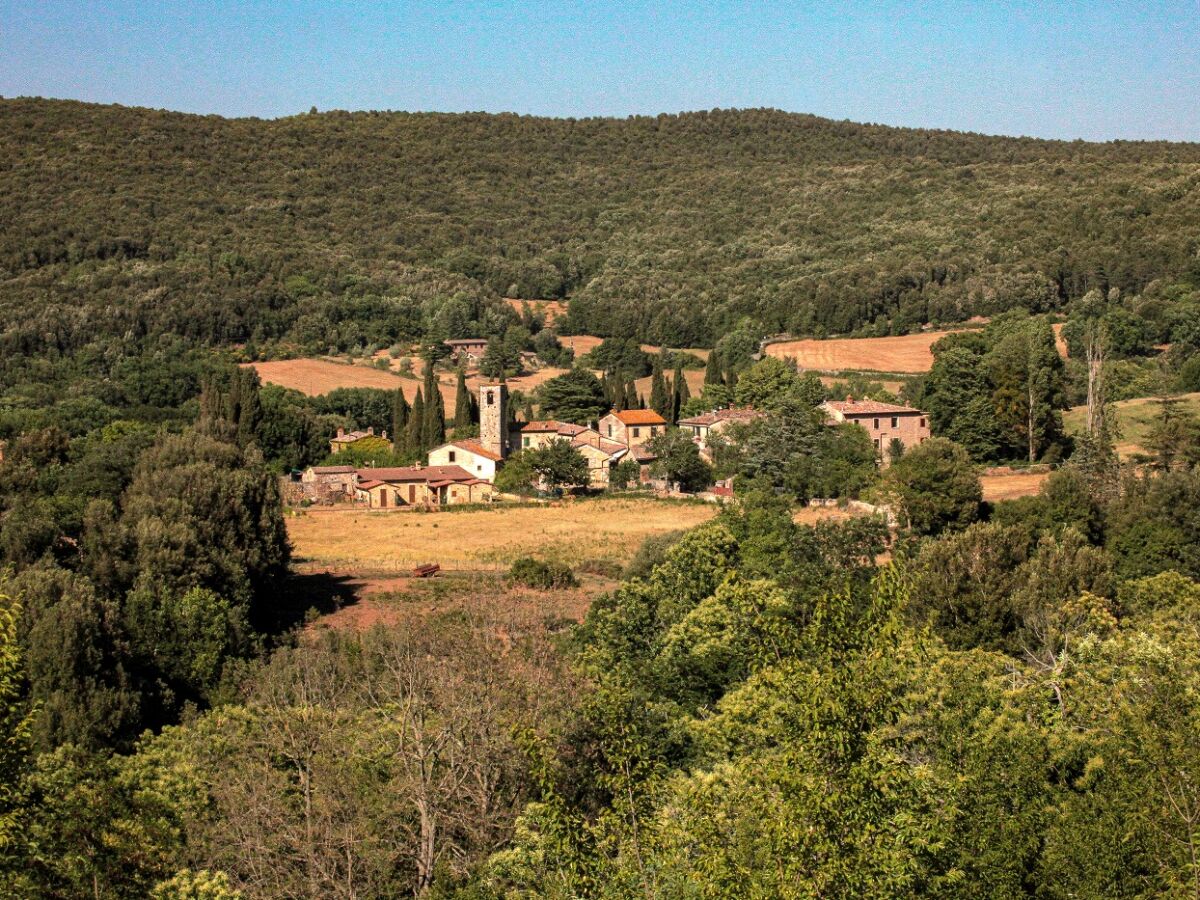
3;97;1200;353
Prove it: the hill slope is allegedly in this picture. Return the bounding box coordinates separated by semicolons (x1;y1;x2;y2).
3;98;1200;354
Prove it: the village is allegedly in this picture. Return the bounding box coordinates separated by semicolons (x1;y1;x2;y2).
292;335;935;511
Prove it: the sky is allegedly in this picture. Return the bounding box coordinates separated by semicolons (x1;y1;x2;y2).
1;0;1198;141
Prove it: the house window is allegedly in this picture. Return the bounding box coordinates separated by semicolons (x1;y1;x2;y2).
920;417;926;428
523;436;530;448
448;451;456;463
632;427;641;438
607;424;613;437
873;438;880;449
891;417;898;428
408;484;416;503
873;418;880;430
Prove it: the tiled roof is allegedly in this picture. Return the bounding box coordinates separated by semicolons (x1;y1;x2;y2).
356;465;475;483
518;420;587;436
571;434;628;456
631;445;658;462
358;479;385;490
444;338;489;346
824;400;923;416
308;465;357;474
443;440;503;462
677;407;762;427
331;430;372;443
608;408;667;426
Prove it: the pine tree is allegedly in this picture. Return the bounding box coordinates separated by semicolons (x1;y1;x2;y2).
704;350;723;386
392;390;410;453
408;388;425;453
453;370;472;431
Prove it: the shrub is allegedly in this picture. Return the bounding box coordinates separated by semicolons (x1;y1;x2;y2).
507;557;579;589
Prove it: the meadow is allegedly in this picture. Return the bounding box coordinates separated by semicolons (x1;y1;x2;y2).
1063;391;1200;458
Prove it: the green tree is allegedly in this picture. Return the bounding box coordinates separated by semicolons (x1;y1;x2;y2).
452;369;473;431
527;439;590;492
537;369;608;425
646;428;712;493
881;437;981;536
391;389;410;454
733;356;799;411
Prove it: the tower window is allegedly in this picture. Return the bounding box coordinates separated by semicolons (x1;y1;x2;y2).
487;391;494;406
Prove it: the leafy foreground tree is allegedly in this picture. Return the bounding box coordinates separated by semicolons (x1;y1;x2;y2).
527;439;590;493
880;437;982;537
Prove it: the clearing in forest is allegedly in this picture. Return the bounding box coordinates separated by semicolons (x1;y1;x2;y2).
980;471;1050;502
1063;392;1200;458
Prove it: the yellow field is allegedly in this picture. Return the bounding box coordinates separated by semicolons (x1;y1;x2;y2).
765;331;958;374
980;471;1050;502
1063;392;1200;459
288;498;720;574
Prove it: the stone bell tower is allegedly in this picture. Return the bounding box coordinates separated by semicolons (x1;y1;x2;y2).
479;382;510;459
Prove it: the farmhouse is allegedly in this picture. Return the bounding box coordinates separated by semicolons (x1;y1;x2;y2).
355;465;494;508
598;408;666;447
444;338;490;365
329;426;387;455
427;439;503;481
821;397;930;459
678;407;763;450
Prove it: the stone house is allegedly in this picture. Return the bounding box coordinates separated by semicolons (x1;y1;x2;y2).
598;409;667;448
329;426;387;455
444;338;490;366
677;407;763;451
354;465;493;508
300;465;358;503
820;398;930;461
427;440;504;481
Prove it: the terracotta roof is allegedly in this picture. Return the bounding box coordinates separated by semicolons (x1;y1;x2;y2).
442;440;503;462
358;479;385;490
444;338;489;346
824;400;924;416
607;408;667;426
518;420;588;435
308;465;357;474
677;407;763;427
631;445;658;462
571;435;628;457
356;465;475;483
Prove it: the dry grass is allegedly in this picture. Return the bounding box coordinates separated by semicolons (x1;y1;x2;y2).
980;471;1050;502
1063;392;1200;459
505;298;567;324
248;359;409;396
288;497;720;575
765;331;959;374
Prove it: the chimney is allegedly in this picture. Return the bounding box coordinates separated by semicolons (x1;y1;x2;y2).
367;426;375;436
382;430;388;441
846;395;854;403
337;427;345;438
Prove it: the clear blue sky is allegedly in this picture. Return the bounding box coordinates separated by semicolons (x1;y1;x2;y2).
2;0;1197;140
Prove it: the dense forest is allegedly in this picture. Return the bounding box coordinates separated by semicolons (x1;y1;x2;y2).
3;98;1200;356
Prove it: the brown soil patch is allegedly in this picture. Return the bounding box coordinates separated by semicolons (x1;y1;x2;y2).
765;332;958;374
980;471;1050;502
560;334;604;356
248;359;409;396
1052;322;1069;359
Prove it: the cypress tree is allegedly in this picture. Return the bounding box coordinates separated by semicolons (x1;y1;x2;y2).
624;380;638;410
408;388;425;453
704;351;723;386
392;389;410;453
453;370;472;431
672;362;690;423
422;357;445;448
650;354;670;418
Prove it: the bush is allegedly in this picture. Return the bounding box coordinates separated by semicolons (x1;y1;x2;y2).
507;557;579;589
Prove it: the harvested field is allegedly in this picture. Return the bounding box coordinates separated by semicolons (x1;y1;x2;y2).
559;334;604;356
287;498;720;575
765;331;957;374
980;471;1050;502
248;359;408;396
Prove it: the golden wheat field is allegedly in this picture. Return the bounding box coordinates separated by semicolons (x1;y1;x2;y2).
764;331;958;374
287;498;721;574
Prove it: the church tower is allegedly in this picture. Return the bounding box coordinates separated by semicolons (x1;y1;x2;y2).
479;382;510;459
